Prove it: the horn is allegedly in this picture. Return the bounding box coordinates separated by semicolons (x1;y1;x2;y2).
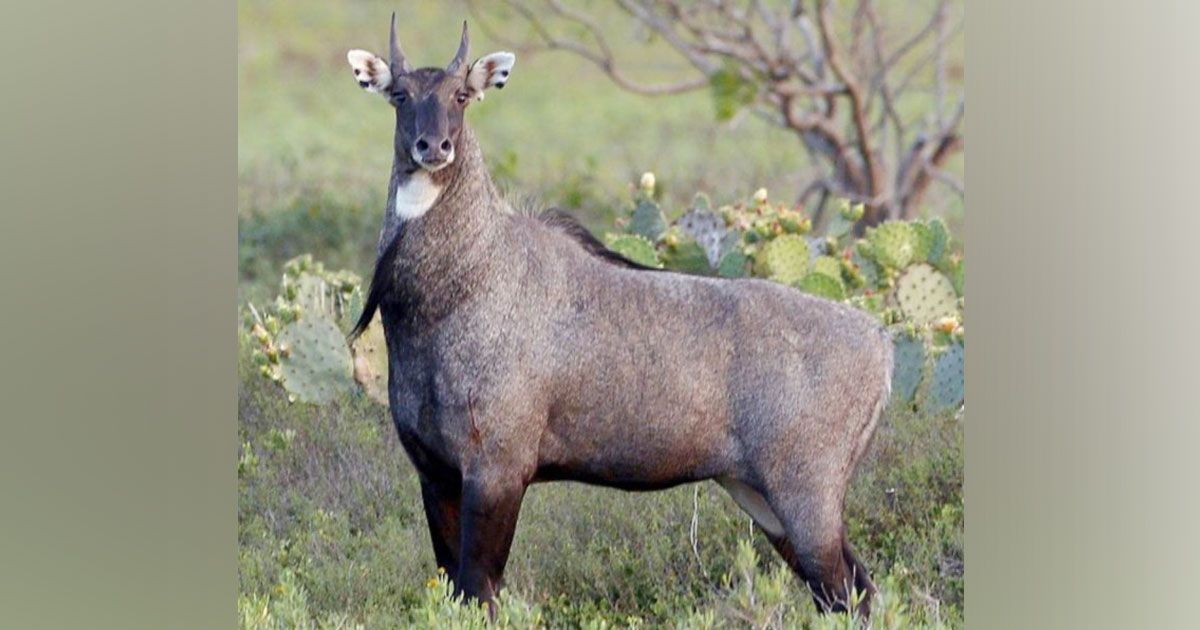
446;21;470;76
389;12;411;74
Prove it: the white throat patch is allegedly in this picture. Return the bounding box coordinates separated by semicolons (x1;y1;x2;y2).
393;172;442;220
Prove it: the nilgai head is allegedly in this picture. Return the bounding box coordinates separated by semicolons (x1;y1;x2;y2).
347;15;515;172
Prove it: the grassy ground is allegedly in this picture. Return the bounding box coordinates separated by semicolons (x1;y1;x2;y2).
238;342;963;628
239;1;964;626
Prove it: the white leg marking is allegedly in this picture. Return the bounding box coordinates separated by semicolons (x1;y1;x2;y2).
717;477;786;537
393;172;442;220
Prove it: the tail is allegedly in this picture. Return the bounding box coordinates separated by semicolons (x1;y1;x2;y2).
348;227;404;343
852;327;894;468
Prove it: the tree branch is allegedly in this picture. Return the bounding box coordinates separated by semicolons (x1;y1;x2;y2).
476;0;963;223
816;0;884;214
477;0;710;95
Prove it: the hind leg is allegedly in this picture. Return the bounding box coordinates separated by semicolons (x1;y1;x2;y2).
719;477;874;618
763;492;874;619
841;535;876;610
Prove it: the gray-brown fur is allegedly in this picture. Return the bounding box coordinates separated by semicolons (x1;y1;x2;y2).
348;19;893;620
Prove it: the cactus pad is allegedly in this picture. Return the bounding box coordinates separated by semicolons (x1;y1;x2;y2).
340;289;365;334
758;234;810;285
826;213;855;240
717;249;749;278
926;217;950;265
276;317;355;404
867;221;918;270
896;263;959;325
806;236;829;264
663;238;712;274
811;255;842;281
948;258;964;296
677;205;727;267
923;342;964;413
797;271;845;301
825;200;862;239
851;251;881;288
910;222;934;263
350;318;389;406
605;233;662;268
280;258;362;325
629;198;667;241
891;333;926;403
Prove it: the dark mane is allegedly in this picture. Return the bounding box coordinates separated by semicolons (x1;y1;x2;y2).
348;223;403;343
535;208;662;271
349;207;657;343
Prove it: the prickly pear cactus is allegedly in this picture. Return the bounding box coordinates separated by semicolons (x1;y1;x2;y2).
350;318;389;406
826;200;865;240
628;198;667;242
797;271;845;301
593;181;968;415
811;255;842;281
276;317;355;404
605;233;662;268
850;250;881;289
677;198;727;267
758;234;810;285
896;263;959;325
662;238;712;275
280;254;363;324
941;256;964;296
867;221;917;270
910;222;935;263
926;217;950;265
717;249;749;278
923;342;964;413
806;236;830;265
249;254;391;406
892;333;926;403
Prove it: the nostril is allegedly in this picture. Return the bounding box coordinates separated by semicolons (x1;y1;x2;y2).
415;139;429;152
440;139;452;152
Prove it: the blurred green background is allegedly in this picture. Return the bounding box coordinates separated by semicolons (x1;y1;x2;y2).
239;0;962;299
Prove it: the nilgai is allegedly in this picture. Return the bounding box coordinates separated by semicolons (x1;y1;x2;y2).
346;15;892;620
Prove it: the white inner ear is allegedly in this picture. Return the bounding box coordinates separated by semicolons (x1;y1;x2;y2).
466;52;516;100
347;49;392;94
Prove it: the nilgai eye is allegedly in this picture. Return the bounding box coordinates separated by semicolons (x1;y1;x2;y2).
455;92;468;104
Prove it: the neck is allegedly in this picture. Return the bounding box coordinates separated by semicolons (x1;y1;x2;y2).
374;126;508;323
377;126;501;253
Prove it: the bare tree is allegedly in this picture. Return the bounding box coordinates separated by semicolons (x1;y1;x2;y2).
468;0;964;228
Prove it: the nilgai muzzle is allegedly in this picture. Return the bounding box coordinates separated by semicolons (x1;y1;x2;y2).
346;15;893;620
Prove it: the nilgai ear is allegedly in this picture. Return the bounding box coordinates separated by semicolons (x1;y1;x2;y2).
347;49;392;95
464;52;516;101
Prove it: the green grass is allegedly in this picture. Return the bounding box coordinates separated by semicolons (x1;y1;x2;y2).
238;338;962;628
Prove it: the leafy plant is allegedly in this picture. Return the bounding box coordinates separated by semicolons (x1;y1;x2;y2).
611;180;965;413
246;254;385;405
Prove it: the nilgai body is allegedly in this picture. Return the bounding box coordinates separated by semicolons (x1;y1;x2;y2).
347;16;892;619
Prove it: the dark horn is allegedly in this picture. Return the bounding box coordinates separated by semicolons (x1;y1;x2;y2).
446;21;470;76
389;12;411;74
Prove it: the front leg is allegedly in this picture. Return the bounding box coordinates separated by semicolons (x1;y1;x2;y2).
454;471;527;615
419;476;462;582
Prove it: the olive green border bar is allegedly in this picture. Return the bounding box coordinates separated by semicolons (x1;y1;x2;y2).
0;0;235;628
968;1;1200;627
